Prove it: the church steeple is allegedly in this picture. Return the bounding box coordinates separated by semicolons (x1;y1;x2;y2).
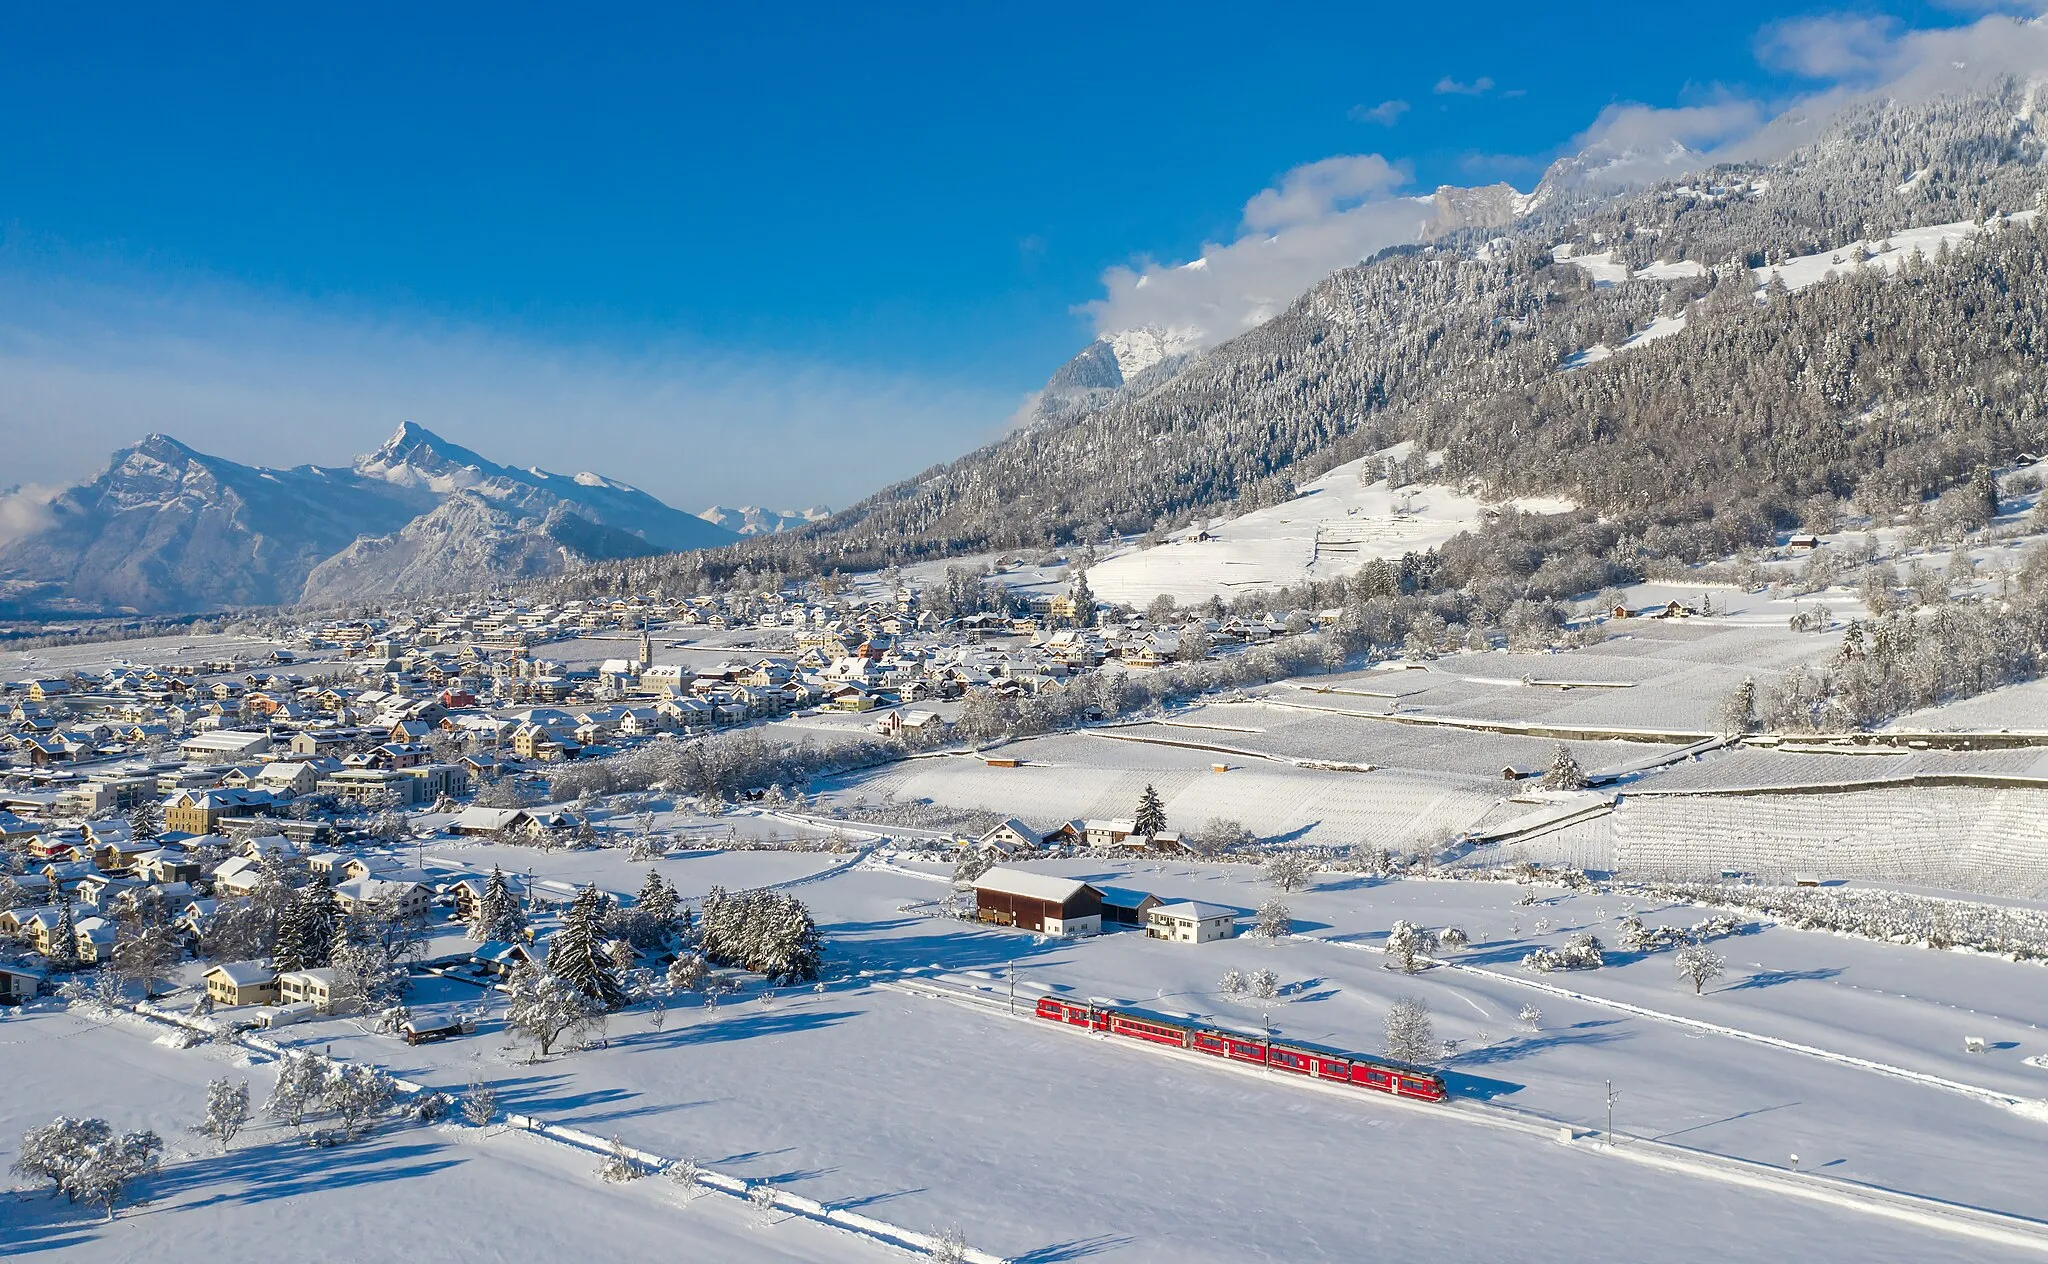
638;625;652;669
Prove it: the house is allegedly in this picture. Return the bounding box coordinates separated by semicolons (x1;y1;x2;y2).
211;856;270;897
179;730;273;763
976;819;1042;854
73;915;117;963
971;867;1104;936
0;962;44;1003
204;960;280;1006
164;788;274;835
471;940;535;977
1097;886;1163;929
1145;901;1237;944
450;806;528;836
277;967;346;1012
332;877;432;921
1083;819;1137;849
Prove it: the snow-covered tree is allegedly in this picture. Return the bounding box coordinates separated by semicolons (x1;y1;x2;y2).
1133;784;1166;838
275;883;337;972
266;1053;328;1131
66;1127;162;1221
328;941;409;1013
637;870;679;933
1194;817;1256;857
1262;851;1316;892
1539;745;1589;791
1218;969;1247;999
1675;945;1726;995
929;1226;971;1264
697;887;823;984
192;1078;250;1152
112;919;180;1000
1438;926;1469;953
1521;931;1605;972
324;1063;397;1141
44;892;79;973
1720;676;1758;737
1384;920;1438;973
951;848;996;887
11;1116;110;1200
1517;1003;1542;1029
1253;899;1292;942
505;964;605;1058
469;866;527;944
461;1076;497;1128
1384;996;1436;1065
1248;968;1280;1001
667;951;708;992
546;885;627;1009
127;801;161;841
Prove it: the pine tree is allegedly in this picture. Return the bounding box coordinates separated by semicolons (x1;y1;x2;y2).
46;892;79;973
1069;570;1096;628
1539;745;1588;791
471;867;526;944
127;801;161;841
637;870;678;934
1133;784;1166;837
547;885;626;1009
275;884;335;972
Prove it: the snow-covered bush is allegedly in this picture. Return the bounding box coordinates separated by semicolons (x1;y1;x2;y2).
1645;881;2048;961
1521;932;1604;973
1384;920;1439;973
596;1136;644;1182
1218;969;1247;999
461;1079;497;1128
1248;969;1280;1001
1253;899;1292;942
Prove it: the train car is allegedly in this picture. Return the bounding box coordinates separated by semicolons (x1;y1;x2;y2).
1031;997;1447;1103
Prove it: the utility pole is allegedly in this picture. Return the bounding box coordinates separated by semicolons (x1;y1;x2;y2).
1008;959;1016;1017
1606;1080;1619;1148
1263;1009;1272;1073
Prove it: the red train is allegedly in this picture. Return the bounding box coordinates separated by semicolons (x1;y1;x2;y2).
1033;997;1447;1103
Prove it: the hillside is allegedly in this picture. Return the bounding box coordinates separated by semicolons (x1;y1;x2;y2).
553;80;2048;603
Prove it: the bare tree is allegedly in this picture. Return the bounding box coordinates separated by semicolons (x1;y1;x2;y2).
1262;852;1316;892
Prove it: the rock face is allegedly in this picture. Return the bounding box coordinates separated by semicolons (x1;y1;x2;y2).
0;424;738;614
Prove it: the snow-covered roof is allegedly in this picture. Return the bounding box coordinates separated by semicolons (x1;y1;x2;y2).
207;960;276;987
972;866;1100;905
1152;901;1236;922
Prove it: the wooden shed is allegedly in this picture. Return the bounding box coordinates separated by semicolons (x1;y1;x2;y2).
1097;886;1162;928
972;867;1104;936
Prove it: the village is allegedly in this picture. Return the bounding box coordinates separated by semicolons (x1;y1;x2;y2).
3;558;2048;1261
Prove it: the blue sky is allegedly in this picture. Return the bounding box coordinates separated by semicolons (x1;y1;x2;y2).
0;2;2036;510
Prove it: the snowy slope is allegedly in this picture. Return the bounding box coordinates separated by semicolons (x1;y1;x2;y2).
1084;451;1575;605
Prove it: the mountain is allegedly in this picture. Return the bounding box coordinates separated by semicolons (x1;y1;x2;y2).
356;421;733;554
0;424;736;615
695;504;832;537
567;78;2048;599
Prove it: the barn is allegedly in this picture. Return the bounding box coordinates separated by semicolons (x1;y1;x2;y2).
972;867;1104;936
1098;885;1162;928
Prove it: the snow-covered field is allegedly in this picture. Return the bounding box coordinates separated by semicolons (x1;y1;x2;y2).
0;1009;898;1263
14;849;2048;1261
1082;454;1574;606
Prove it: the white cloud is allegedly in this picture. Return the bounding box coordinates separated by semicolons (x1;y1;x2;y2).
1240;154;1408;231
1350;99;1410;126
0;259;1011;513
1083;154;1434;347
1757;15;1903;79
1434;75;1495;96
0;485;59;548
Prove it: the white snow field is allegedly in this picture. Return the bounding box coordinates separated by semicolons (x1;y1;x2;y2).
1082;453;1573;606
15;857;2048;1261
0;1009;897;1263
206;860;2048;1262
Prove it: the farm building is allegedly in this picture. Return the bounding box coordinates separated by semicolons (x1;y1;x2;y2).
1146;902;1237;944
972;867;1104;936
1098;886;1162;928
977;819;1042;854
